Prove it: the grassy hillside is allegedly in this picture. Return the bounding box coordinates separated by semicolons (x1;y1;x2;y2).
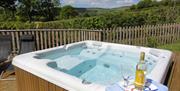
75;6;130;17
0;0;180;29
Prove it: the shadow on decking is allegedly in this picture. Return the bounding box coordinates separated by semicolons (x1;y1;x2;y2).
0;52;180;91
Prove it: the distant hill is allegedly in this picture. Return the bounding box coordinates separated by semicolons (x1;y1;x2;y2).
75;6;130;16
111;6;130;10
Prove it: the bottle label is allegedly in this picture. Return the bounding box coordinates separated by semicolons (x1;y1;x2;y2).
134;69;145;87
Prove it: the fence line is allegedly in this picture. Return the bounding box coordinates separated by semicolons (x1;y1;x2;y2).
0;23;179;52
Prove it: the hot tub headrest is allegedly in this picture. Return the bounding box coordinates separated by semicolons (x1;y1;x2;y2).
149;49;161;57
47;61;57;68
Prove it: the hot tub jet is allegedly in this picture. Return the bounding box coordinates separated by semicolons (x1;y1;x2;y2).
82;79;92;84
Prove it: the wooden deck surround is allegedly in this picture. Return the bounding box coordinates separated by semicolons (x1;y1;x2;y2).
0;52;180;91
168;52;180;91
15;67;67;91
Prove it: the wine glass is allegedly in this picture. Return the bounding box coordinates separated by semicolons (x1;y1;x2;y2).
120;64;135;88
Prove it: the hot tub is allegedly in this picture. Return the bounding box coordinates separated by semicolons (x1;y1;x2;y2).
12;40;172;91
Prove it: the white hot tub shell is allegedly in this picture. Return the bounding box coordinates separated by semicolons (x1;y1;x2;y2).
13;40;172;91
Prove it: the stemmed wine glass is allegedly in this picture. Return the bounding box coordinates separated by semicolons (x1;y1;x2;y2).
120;64;135;88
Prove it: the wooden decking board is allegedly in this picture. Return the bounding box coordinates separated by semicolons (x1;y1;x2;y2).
0;52;180;91
0;79;17;91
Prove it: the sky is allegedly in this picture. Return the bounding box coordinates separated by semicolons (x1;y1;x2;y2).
61;0;140;8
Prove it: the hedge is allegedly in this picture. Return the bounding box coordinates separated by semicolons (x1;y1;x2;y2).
0;6;179;29
0;16;108;29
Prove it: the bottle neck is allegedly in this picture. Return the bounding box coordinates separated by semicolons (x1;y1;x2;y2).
139;52;145;63
139;59;145;64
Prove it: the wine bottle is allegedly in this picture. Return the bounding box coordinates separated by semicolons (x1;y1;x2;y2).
134;52;147;90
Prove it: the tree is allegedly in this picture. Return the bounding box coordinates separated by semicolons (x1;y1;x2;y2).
136;0;154;9
130;5;137;10
40;0;60;21
17;0;38;22
82;12;90;17
0;0;16;11
0;0;17;20
17;0;60;22
60;5;79;19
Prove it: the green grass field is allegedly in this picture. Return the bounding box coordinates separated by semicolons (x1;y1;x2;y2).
158;42;180;52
